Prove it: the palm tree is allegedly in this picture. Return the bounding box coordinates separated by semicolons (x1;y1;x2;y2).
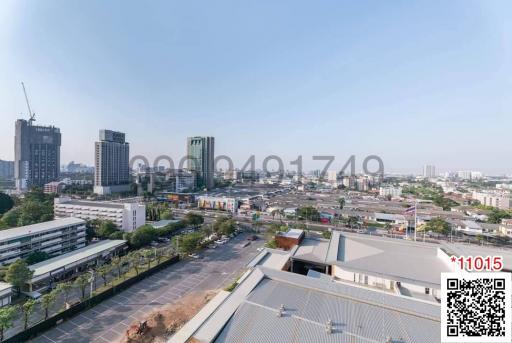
111;256;122;279
22;299;37;330
40;290;58;320
129;251;142;276
56;281;73;305
0;305;17;341
97;264;112;287
142;249;154;270
74;274;90;300
120;255;131;279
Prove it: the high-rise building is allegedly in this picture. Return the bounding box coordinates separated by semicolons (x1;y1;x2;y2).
423;164;436;178
187;136;214;189
94;130;130;195
0;160;14;179
14;119;61;191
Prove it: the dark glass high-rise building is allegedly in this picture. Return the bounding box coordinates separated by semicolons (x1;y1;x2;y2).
14;119;61;191
187;136;214;189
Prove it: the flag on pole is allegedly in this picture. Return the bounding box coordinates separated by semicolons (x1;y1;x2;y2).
404;206;416;215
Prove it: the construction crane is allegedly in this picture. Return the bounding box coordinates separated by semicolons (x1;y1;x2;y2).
21;82;36;125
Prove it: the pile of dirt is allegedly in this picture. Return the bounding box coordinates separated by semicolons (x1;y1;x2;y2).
121;290;218;343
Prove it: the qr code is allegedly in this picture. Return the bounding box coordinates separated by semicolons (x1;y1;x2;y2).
441;272;512;342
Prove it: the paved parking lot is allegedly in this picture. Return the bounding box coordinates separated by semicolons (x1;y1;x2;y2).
30;233;264;343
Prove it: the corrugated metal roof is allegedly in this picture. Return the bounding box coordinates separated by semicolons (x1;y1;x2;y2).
213;268;440;343
30;240;126;278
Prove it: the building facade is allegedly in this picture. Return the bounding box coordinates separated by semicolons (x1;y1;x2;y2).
423;164;436;178
186;136;214;189
0;160;14;179
54;197;145;232
379;186;402;197
94;130;130;195
0;217;86;266
14;119;61;191
472;191;512;210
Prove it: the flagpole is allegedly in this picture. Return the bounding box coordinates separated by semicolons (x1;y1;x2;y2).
414;201;417;242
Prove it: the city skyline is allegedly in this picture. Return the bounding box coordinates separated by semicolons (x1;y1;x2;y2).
1;0;511;174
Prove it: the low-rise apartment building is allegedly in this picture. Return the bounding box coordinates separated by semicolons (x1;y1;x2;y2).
472;191;512;210
0;217;86;265
54;197;145;232
379;185;402;197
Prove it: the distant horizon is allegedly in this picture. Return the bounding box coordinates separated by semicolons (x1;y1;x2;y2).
1;1;511;175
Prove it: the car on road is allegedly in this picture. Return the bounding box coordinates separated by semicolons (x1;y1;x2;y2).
188;253;200;259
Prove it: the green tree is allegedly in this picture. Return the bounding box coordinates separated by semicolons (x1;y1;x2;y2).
129;225;157;248
297;207;320;221
22;299;37;330
184;213;204;227
322;230;332;239
338;198;345;210
160;209;173;220
74;274;90;300
424;217;451;235
97;221;118;238
25;251;50;265
40;290;58;320
0;305;17;341
0;193;14;216
97;264;112;287
213;217;236;236
5;260;33;296
174;232;203;255
0;208;20;228
56;282;73;305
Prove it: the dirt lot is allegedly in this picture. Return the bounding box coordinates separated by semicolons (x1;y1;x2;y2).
120;290;218;343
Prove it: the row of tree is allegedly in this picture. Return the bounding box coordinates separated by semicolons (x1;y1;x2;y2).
0;246;177;341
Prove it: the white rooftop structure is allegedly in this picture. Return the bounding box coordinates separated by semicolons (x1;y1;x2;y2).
30;240;126;281
277;228;303;239
330;232;451;289
0;217;85;242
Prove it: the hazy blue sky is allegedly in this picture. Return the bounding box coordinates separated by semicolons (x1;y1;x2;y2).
0;0;510;174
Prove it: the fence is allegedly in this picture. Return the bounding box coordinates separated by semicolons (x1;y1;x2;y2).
4;255;180;343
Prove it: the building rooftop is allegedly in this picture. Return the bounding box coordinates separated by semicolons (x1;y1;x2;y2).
56;198;125;209
176;266;440;343
277;228;304;240
30;240;126;279
328;232;451;288
0;217;86;242
292;238;330;264
0;282;12;292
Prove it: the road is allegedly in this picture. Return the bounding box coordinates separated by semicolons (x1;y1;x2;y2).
30;233;264;343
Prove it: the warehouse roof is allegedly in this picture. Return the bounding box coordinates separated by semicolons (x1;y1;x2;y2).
0;217;85;242
176;266;440;343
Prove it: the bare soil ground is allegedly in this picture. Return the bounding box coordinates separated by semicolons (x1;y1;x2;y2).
119;290;218;343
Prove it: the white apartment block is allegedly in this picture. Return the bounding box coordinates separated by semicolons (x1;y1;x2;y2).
379;186;402;197
54;197;145;232
472;191;512;210
0;217;86;266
